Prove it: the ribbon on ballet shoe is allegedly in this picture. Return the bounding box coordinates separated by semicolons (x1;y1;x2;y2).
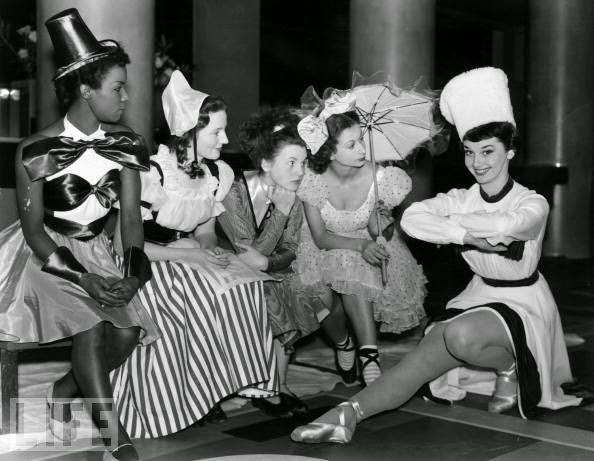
290;401;361;444
488;363;518;413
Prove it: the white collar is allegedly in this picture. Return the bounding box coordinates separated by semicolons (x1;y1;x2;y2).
61;114;105;141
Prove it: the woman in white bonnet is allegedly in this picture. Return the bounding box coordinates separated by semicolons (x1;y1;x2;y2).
291;67;581;444
112;70;278;437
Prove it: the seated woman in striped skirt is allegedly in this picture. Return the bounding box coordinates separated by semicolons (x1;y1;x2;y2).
111;70;278;437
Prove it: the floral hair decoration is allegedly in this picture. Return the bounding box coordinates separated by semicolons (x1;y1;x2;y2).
297;89;357;155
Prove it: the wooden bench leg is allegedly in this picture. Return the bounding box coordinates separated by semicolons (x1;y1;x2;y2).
1;348;18;434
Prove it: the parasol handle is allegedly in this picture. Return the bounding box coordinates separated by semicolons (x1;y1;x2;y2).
367;126;388;286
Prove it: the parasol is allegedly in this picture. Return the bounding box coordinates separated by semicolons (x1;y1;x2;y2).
350;74;436;283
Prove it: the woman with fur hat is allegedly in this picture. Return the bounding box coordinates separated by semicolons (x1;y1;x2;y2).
0;8;157;460
291;67;580;445
111;70;277;437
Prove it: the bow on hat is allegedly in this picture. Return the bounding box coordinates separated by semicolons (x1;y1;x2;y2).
297;90;357;154
22;132;150;181
162;70;209;136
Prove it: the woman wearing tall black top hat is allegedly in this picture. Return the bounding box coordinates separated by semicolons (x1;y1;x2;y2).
0;8;157;460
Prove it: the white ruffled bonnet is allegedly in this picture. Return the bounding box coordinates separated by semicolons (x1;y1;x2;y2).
162;70;209;136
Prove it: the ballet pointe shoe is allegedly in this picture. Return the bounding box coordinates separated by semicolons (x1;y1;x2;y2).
290;400;363;444
488;364;518;414
46;382;76;442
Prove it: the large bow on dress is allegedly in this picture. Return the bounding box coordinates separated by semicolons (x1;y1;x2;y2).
44;169;121;211
22;131;150;181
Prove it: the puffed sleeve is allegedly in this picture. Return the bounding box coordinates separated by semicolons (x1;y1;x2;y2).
401;188;470;245
151;152;216;232
450;189;549;245
139;165;168;221
297;168;328;209
211;160;235;217
377;166;412;208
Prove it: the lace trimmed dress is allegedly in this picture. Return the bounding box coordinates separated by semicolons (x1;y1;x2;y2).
293;166;426;334
111;145;277;438
218;171;330;350
0;116;159;344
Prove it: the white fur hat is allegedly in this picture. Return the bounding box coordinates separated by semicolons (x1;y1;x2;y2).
162;70;209;136
440;67;515;140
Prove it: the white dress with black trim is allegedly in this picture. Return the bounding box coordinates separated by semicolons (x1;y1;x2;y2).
401;178;581;417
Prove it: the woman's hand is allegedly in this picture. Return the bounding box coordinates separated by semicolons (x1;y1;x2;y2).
235;243;268;271
368;200;395;237
463;233;507;253
108;277;141;305
267;185;296;216
79;273;128;308
167;238;201;249
360;240;390;267
213;246;230;255
180;248;231;268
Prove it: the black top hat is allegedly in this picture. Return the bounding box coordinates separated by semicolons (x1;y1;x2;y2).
45;8;119;80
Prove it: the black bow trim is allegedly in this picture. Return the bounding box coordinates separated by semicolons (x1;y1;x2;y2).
23;131;149;181
44;169;120;211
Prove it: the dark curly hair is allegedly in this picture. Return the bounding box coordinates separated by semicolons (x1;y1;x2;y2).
166;95;227;179
308;111;360;174
463;121;517;152
54;45;130;113
238;107;305;171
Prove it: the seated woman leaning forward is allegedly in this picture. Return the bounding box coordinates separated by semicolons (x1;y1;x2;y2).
217;107;353;418
291;67;581;444
0;9;157;461
111;70;277;437
292;91;426;387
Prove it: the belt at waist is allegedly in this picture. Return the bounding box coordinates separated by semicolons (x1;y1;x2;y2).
481;270;539;288
143;220;189;245
44;214;108;241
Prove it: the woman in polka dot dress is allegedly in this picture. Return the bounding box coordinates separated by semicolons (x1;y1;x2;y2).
292;92;427;386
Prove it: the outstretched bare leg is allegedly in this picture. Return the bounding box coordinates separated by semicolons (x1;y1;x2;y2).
292;309;515;443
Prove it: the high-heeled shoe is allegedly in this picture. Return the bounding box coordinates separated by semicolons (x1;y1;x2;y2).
488;363;518;413
252;395;294;418
290;400;363;444
204;403;227;424
103;442;138;461
280;392;308;415
46;382;76;442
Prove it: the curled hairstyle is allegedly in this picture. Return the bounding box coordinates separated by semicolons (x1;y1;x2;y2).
463;121;517;152
54;45;130;113
239;107;305;171
167;95;227;179
308;111;360;174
